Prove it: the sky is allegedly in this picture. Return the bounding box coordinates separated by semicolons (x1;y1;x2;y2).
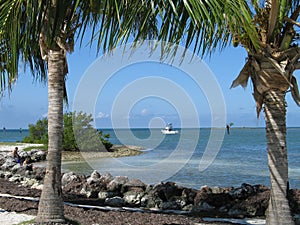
0;39;299;129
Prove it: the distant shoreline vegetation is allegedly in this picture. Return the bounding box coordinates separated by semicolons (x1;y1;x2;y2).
2;126;300;131
19;112;113;152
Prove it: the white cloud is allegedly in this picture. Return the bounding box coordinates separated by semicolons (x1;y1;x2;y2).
96;111;110;119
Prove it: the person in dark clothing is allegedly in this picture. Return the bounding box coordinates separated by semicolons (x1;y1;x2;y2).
226;124;230;134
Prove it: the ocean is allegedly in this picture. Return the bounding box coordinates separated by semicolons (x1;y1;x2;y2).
1;128;299;189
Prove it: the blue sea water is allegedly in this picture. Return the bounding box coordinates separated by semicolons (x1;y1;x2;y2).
0;129;29;142
1;128;299;189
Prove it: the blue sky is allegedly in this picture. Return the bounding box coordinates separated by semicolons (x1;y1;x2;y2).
0;40;299;129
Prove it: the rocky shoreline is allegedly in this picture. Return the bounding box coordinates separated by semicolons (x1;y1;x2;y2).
0;147;300;224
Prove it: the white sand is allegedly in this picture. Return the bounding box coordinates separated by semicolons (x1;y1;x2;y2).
0;143;43;154
0;209;35;225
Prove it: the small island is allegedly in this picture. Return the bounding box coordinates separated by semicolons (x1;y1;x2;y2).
61;145;144;161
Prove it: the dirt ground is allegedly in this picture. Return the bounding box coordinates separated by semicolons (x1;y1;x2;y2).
0;178;233;225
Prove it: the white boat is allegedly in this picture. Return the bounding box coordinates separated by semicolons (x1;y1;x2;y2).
161;123;179;134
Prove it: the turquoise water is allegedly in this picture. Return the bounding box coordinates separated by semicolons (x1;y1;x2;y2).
1;128;299;189
0;129;29;142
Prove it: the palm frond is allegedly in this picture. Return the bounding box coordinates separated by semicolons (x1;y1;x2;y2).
291;76;300;106
267;0;279;39
280;3;300;50
0;0;48;94
231;60;251;89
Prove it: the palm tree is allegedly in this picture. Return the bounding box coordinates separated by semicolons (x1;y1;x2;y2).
0;1;241;223
0;0;159;223
1;0;298;224
230;2;299;224
161;1;299;224
126;0;298;224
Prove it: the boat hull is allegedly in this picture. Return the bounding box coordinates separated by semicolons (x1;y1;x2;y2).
161;130;179;135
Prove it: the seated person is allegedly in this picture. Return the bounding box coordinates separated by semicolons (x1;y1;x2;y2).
13;147;21;163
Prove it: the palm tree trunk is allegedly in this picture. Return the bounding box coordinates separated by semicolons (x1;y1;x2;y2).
36;49;65;223
264;89;294;225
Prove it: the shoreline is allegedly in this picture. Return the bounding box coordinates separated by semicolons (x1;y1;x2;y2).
0;143;144;160
0;177;269;225
0;154;298;224
0;143;44;153
62;145;144;161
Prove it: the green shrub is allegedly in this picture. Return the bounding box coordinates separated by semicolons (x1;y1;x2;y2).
23;111;112;151
22;118;48;144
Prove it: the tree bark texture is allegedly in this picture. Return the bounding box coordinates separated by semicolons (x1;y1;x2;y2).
36;49;65;223
264;89;294;225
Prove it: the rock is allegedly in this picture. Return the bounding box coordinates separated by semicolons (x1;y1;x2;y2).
140;195;149;208
161;201;180;210
28;149;38;155
105;196;125;207
194;186;233;216
1;158;17;170
211;186;224;194
11;163;21;172
1;156;299;220
9;174;23;183
100;172;114;182
62;172;79;187
107;176;129;193
18;150;29;158
143;190;163;209
0;171;13;179
200;185;212;193
98;191;116;200
32;167;46;181
289;189;300;215
194;201;215;212
228;189;270;217
294;214;300;225
87;170;101;184
123;191;144;206
145;184;153;193
32;150;47;161
228;208;245;218
123;179;146;193
20;177;39;187
98;191;109;200
63;174;86;195
154;182;184;202
182;188;197;205
176;198;188;208
31;182;43;190
96;172;114;190
0;153;6;165
80;183;100;198
79;172;110;198
182;204;193;211
25;164;33;171
229;183;256;199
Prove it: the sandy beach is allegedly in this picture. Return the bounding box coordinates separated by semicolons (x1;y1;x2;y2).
0;143;143;160
61;145;144;161
0;208;35;225
0;143;44;153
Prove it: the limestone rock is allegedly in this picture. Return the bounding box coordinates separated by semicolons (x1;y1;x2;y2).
105;196;125;207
